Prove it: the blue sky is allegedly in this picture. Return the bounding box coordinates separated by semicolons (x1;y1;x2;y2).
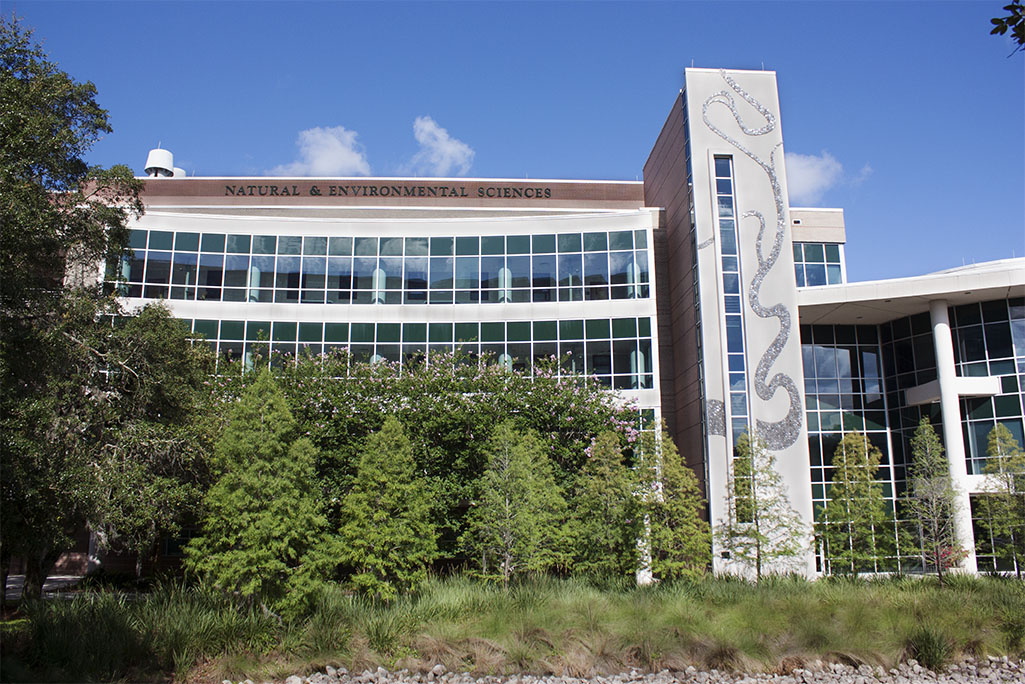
9;1;1024;281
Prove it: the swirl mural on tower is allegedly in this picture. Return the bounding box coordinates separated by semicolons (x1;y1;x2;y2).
700;70;802;450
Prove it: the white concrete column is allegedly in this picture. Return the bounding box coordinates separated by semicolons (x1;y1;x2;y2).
929;299;978;573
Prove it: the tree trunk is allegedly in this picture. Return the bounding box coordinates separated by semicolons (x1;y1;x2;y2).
22;548;61;602
0;546;10;607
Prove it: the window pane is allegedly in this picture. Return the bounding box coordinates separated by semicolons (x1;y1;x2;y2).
454;236;478;256
429;257;453;289
272;236;298;255
174;232;199;251
379;237;403;256
532;234;556;254
557;233;582;253
508;256;530;289
354;237;377;256
224;255;250;287
583;232;607;252
352;257;377;290
586;318;610;340
609;230;633;251
805;243;825;263
404;257;428;291
430;237;453;256
171;252;197;286
128;230;148;249
454;257;478;290
532;254;556;288
481;236;504;255
507;235;530;254
148;231;173;251
328;236;351;256
558;254;582;286
378;257;403;290
250;256;275;288
480;256;503;289
303;236;327;255
197;253;223;300
226;234;251;254
805;264;826;286
253;235;276;254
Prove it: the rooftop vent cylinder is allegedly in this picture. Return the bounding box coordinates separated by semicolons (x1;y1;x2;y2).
172;167;186;178
144;148;174;177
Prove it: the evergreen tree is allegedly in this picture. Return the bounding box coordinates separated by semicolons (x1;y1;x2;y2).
901;418;961;581
819;431;893;575
337;416;437;599
640;427;711;580
977;423;1025;578
461;421;569;587
716;432;806;581
569;431;639;578
185;371;329;616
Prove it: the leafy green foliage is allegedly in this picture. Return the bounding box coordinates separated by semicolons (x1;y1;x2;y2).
569;431;639;578
337;416;437;599
901;418;961;580
640;427;711;580
819;431;894;575
976;423;1025;578
716;433;806;580
0;17;142;321
991;0;1025;55
186;371;329;615
260;350;639;564
462;421;570;586
0;19;209;600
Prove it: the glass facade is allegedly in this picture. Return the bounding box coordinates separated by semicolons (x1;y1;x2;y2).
950;298;1025;474
802;324;901;571
187;315;655;390
793;242;843;287
714;156;750;444
109;228;651;305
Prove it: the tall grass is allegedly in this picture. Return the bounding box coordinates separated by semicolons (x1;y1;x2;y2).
3;575;1023;682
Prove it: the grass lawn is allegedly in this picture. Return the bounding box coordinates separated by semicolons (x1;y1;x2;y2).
1;574;1023;683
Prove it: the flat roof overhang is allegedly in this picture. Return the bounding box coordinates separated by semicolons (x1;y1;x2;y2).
796;259;1025;326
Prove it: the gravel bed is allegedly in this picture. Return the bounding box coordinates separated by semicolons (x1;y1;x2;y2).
224;657;1025;684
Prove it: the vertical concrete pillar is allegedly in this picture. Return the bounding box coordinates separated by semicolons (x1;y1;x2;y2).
929;299;978;573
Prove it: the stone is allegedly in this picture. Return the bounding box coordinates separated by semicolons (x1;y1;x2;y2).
432;665;447;676
285;677;304;684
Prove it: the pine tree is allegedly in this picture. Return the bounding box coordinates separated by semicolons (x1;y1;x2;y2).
640;427;711;580
901;418;961;581
716;432;806;581
461;421;569;587
819;431;893;575
569;431;639;578
978;423;1025;578
185;371;329;615
337;416;437;599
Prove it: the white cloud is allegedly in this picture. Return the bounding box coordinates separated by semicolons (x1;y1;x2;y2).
400;116;474;176
785;150;844;205
270;126;371;176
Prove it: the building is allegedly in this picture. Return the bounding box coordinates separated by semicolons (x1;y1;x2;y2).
111;68;1024;576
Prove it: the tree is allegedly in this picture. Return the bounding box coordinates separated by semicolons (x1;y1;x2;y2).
569;431;639;578
819;431;894;575
716;432;806;581
271;349;641;568
976;423;1025;578
640;426;711;580
461;421;569;587
185;371;329;616
337;416;437;599
901;418;961;581
1;17;149;600
991;0;1025;55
